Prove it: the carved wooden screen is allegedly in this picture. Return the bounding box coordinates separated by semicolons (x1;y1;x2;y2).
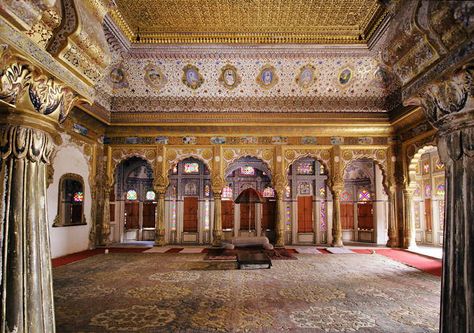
240;203;256;230
297;196;313;233
142;202;156;228
424;199;432;231
125;202;140;229
183;197;199;232
357;203;373;230
261;201;276;230
341;203;355;229
222;201;234;229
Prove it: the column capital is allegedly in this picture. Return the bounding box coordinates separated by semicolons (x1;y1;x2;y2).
0;125;54;162
406;63;474;131
211;175;225;193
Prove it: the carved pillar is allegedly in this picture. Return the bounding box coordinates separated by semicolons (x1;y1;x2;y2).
154;187;166;246
386;183;398;247
330;183;344;247
402;188;416;249
273;174;286;247
98;185;111;246
212;191;223;246
408;65;474;332
0;52;82;333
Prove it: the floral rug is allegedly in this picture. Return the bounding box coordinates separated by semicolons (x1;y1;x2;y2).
53;253;440;332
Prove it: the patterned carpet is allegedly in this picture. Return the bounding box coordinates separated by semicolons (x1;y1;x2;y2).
53;253;440;332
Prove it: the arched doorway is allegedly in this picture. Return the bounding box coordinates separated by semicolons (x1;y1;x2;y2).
166;157;212;244
408;146;445;246
223;157;275;241
112;157;155;243
287;157;329;244
341;158;388;244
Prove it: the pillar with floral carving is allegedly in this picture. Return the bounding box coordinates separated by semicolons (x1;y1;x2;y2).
154;186;166;246
330;182;344;247
0;55;82;332
386;182;399;247
402;188;416;249
408;64;474;332
273;174;286;247
211;176;224;246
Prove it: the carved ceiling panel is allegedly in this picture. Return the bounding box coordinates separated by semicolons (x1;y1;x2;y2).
111;0;386;44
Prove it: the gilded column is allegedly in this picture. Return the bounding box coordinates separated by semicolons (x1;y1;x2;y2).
0;53;82;333
154;188;166;246
212;191;223;246
273;174;286;248
402;188;416;249
408;64;474;332
386;182;398;247
330;182;344;247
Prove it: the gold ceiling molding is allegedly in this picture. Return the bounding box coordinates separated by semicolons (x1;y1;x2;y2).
111;0;387;44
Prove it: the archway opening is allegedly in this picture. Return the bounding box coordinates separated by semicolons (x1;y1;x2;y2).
408;146;445;247
223;156;275;241
112;156;155;243
166;157;211;244
342;158;388;245
287;157;329;245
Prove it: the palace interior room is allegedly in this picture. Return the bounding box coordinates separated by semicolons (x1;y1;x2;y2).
0;0;473;332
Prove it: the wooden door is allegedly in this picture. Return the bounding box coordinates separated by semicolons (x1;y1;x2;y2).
183;197;199;232
298;196;313;233
357;203;374;230
125;202;140;229
142;202;156;228
262;201;276;231
222;201;234;229
240;203;256;230
424;198;432;231
341;203;354;229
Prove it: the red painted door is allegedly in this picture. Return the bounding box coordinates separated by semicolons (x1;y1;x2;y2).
298;196;313;233
183;197;199;232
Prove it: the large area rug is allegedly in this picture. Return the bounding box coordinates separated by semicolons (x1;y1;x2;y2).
53;253;440;332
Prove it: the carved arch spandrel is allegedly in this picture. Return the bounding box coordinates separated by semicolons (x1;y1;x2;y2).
340;148;390;193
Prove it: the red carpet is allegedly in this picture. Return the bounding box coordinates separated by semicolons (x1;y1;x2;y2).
375;249;442;277
52;248;149;267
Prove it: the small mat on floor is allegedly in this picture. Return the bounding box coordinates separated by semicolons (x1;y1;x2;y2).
292;247;322;254
143;247;171;253
205;247;297;261
180;247;205;253
326;247;355;254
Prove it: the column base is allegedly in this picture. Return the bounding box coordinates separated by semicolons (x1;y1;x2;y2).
154;231;166;246
386;235;398;248
331;238;344;247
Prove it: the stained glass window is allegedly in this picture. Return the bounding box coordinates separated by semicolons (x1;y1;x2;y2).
436;184;445;197
320;201;327;232
319;186;326;198
414;202;421;229
222;185;233;199
172;165;178;174
435;159;444;171
341;191;351;201
296;162;314;175
285;185;291;198
204;200;210;230
286;203;291;231
320;164;325;175
299;182;311;195
73;192;84;202
358;189;371;202
414;185;421;197
184;162;199;173
171;200;177;231
204;184;210;197
146;190;155;201
439;200;445;230
240;166;255;175
262;187;275;198
126;190;138;201
425;184;432;197
422;160;430;175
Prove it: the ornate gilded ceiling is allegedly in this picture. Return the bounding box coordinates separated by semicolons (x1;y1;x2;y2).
110;0;387;44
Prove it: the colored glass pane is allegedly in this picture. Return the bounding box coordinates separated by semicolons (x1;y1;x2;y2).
422;160;430;174
435;159;444;171
172;165;178;174
341;191;351;201
184;162;199;173
439;200;445;230
320;201;327;232
146;190;155;201
286;203;291;231
222;186;233;199
285;185;291;198
73;192;84;202
414;186;421;197
204;200;210;230
425;185;432;197
262;187;275;197
240;166;255;175
204;184;210;197
358;190;371;201
319;186;326;198
126;190;137;201
296;162;313;175
414;202;421;229
171;200;177;231
436;184;445;197
320;164;325;175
